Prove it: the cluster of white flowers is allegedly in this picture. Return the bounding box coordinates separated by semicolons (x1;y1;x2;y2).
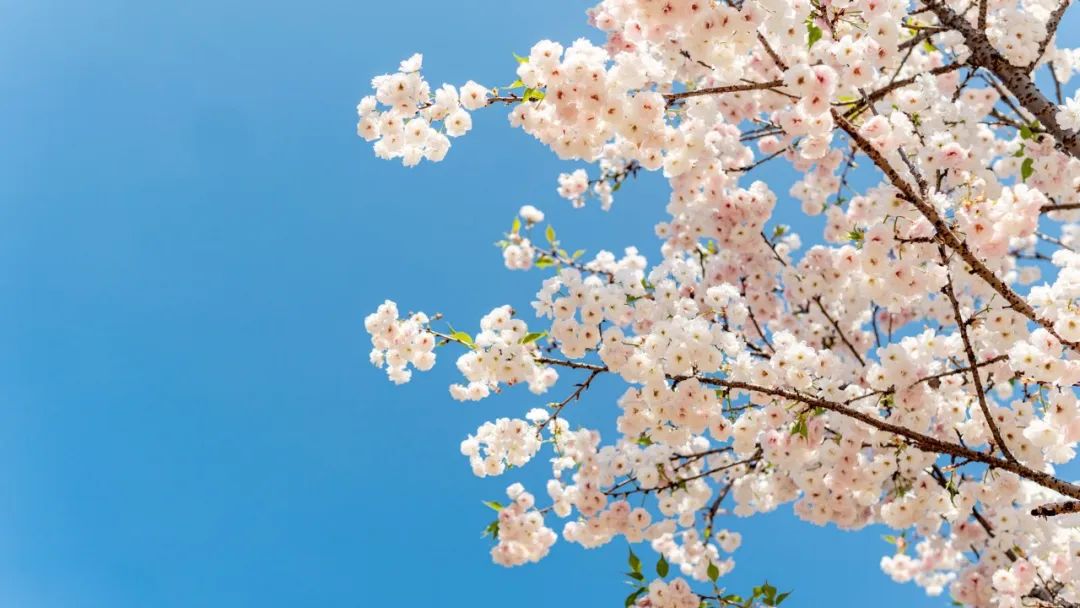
460;417;543;477
644;577;700;608
1058;93;1080;131
448;305;558;400
491;483;557;567
357;53;488;166
363;300;435;384
358;0;1080;605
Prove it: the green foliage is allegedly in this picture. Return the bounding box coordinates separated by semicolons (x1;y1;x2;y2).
656;555;669;577
545;225;557;245
791;414;809;439
707;561;720;582
481;519;499;540
806;21;823;49
519;331;548;345
450;330;475;349
535;255;556;269
628;547;642;574
1021;157;1034;182
482;500;503;511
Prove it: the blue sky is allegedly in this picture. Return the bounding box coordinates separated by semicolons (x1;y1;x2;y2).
1;1;1077;606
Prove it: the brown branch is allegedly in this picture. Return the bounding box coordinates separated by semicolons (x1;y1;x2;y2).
539;368;602;432
939;246;1018;463
841;64;965;119
832;109;1080;354
1041;202;1080;213
924;0;1080;158
533;356;1080;500
1030;0;1072;70
1031;500;1080;517
664;79;785;106
813;296;866;366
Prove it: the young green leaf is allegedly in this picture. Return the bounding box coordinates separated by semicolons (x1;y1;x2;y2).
1021;157;1034;182
806;21;823;49
628;548;642;573
656;555;669;577
545;225;557;244
519;331;547;345
450;331;475;348
707;561;720;582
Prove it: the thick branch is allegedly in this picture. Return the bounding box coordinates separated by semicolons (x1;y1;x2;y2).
939;246;1018;462
832;110;1080;353
924;0;1080;158
664;79;785;106
533;356;1080;500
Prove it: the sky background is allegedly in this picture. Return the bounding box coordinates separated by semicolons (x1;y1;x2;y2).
1;1;1078;606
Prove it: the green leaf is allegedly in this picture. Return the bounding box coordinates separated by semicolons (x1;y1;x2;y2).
523;87;545;102
513;52;529;64
571;249;585;259
922;39;936;53
625;587;647;608
656;556;669;577
626;570;645;582
763;582;777;599
545;225;557;244
806;21;823;49
511;216;521;234
1021;157;1034;182
505;79;525;89
636;434;653;447
707;561;720;582
775;591;792;605
481;519;500;539
482;500;503;511
791;415;809;439
535;255;556;269
628;548;642;573
1020;124;1034;140
450;331;475;348
520;331;547;345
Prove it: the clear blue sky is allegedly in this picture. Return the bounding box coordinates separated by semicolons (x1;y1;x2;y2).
1;1;1077;606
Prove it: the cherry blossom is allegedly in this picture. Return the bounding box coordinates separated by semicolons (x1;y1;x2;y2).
357;0;1080;606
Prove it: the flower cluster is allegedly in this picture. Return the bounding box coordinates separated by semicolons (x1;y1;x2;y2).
460;417;544;477
491;483;557;567
363;300;435;384
447;305;558;400
358;0;1080;605
357;54;488;166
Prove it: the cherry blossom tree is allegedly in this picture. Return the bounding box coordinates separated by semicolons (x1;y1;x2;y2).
357;0;1080;606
